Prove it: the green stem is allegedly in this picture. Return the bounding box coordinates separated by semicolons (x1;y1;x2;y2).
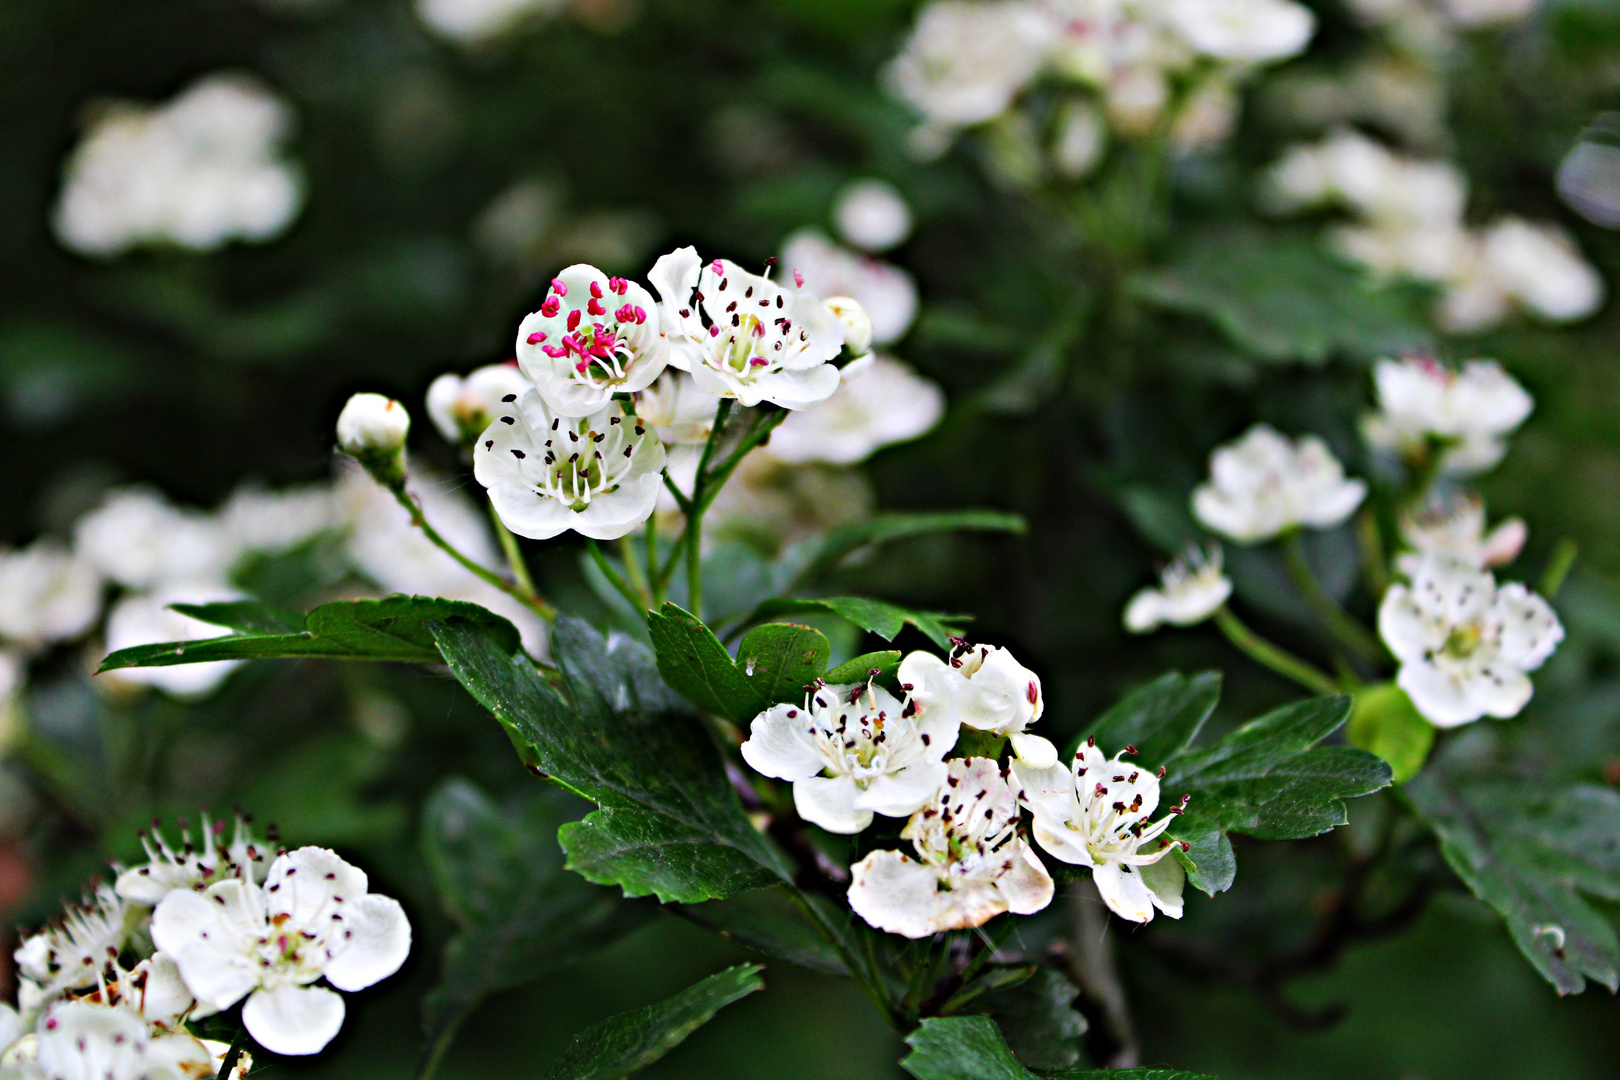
393;486;556;620
645;512;662;607
697;410;787;514
956;918;1017;989
1539;538;1578;599
619;535;651;608
414;1015;465;1080
1280;532;1383;666
787;886;898;1028
1355;508;1390;599
487;500;540;600
1214;607;1342;697
684;399;734;620
215;1026;250;1080
586;539;645;613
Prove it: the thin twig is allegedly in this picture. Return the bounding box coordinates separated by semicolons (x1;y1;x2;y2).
1214;608;1341;697
393;486;556;620
1280;532;1383;667
1066;880;1141;1069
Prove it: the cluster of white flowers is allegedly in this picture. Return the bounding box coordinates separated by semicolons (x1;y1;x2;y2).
0;815;408;1072
1361;355;1534;475
884;0;1317;165
739;640;1186;931
1261;129;1604;333
53;74;304;258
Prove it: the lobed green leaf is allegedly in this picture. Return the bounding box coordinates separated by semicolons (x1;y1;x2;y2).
901;1016;1218;1080
752;595;966;649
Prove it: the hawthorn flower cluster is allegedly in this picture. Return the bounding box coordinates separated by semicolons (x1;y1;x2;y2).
53;74;304;258
1127;352;1565;736
740;639;1188;933
1261;128;1604;334
0;815;408;1074
884;0;1317;170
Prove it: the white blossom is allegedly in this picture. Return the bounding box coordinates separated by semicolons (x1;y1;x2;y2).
1260;130;1467;232
1162;0;1315;62
15;885;135;1009
634;372;722;446
741;680;957;834
765;355;945;466
219;482;338;557
101;587;243;700
1378;555;1563;727
73;489;235;592
848;757;1053;937
53;74;303;258
116;815;272;907
152;847;410;1056
833;179;913;252
474;391;665;540
780;230;919;347
1051;99;1107;177
1557;128;1620;229
1436;0;1539;27
416;0;565;44
1;1001;215;1080
336;393;410;456
1013;739;1188;923
1396;494;1525;577
650;248;844;409
1123;545;1232;633
1475;217;1604;325
898;642;1057;767
823;297;873;359
1361;357;1533;475
1192;424;1367;543
0;542;102;649
426;363;534;446
515;266;669;417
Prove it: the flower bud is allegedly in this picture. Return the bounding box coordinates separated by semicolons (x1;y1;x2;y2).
425;364;531;449
823;296;873;360
336;392;410;488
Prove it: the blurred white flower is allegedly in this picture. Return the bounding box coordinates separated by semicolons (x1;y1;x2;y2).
1162;0;1315;62
780;230;919;347
152;847;409;1056
649;248;843;409
1475;217;1604;324
1192;424;1367;543
833;179;913;252
53;74;303;257
0;542;102;649
1436;0;1539;27
765;355;944;466
848;757;1053;937
1396;494;1526;577
7;1001;214;1080
1123;545;1231;633
74;488;235;592
740;680;957;834
1557;121;1620;229
1170;79;1240;153
219;482;339;556
1013;739;1187;922
1361;356;1533;475
690;452;875;554
1261;130;1467;232
14;884;132;1008
416;0;565;44
426;363;534;447
515;266;668;417
1051;99;1107;177
822;297;874;359
634;372;721;446
899;642;1056;767
1378;554;1563;727
116;814;272;906
101;587;243;700
474;392;665;540
882;1;1056;149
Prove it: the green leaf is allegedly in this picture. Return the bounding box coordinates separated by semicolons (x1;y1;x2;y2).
737;622;831;703
753;596;967;649
902;1016;1217;1080
977;969;1089;1072
419;780;653;1052
98;595;522;671
672;889;848;976
1164;696;1392;895
544;964;765;1080
1348;682;1435;784
431;615;793;903
169;600;307;635
825;650;902;683
1407;774;1620;995
784;510;1027;588
1129;229;1433;364
1082;671;1221;770
645;603;767;722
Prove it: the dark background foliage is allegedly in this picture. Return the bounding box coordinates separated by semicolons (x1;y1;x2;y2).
4;0;1620;1076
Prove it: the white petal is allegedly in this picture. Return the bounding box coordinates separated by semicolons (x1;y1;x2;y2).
793;775;872;834
1492;584;1564;670
1470;664;1534;720
996;843;1055;916
855;760;948;819
1377;585;1442;662
242;984;346;1056
846;850;950;939
1028;813;1095;867
1396;659;1480;728
138;954;197;1028
1010;761;1078;824
649;247;700;321
152;884;263;1012
1299;477;1367;529
1123;587;1166;633
1008;733;1058;769
1092;861;1159;924
265;848;367;937
739;705;828;781
322;895;410;992
1138;851;1186;919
